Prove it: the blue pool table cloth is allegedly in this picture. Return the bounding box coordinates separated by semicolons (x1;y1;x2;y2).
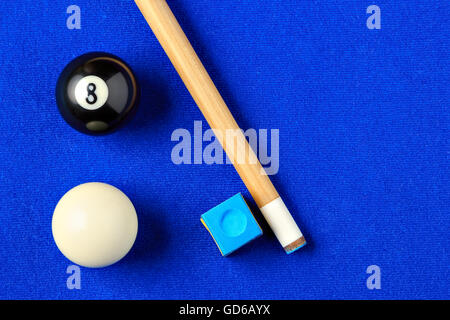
0;0;448;300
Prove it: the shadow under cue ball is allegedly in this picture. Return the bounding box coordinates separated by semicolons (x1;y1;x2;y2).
56;52;140;135
52;182;138;268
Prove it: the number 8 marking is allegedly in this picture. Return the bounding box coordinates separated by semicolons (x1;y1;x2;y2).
86;83;98;104
74;75;108;110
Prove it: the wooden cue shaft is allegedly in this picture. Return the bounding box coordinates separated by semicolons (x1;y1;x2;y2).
134;0;306;253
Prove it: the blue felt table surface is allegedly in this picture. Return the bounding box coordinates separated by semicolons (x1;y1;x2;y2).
0;0;448;299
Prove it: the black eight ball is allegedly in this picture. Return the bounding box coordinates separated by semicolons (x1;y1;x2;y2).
56;52;139;135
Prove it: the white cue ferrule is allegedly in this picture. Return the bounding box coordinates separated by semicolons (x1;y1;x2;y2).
259;197;304;249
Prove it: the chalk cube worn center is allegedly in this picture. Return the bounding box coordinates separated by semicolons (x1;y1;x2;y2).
201;193;263;256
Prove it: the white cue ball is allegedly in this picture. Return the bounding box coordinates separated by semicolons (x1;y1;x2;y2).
52;182;138;268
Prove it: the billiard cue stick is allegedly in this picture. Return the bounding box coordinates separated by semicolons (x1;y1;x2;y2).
134;0;306;253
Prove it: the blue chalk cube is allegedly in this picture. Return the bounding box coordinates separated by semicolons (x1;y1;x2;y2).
201;193;263;256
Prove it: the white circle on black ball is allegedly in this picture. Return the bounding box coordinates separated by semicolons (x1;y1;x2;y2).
74;75;109;110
